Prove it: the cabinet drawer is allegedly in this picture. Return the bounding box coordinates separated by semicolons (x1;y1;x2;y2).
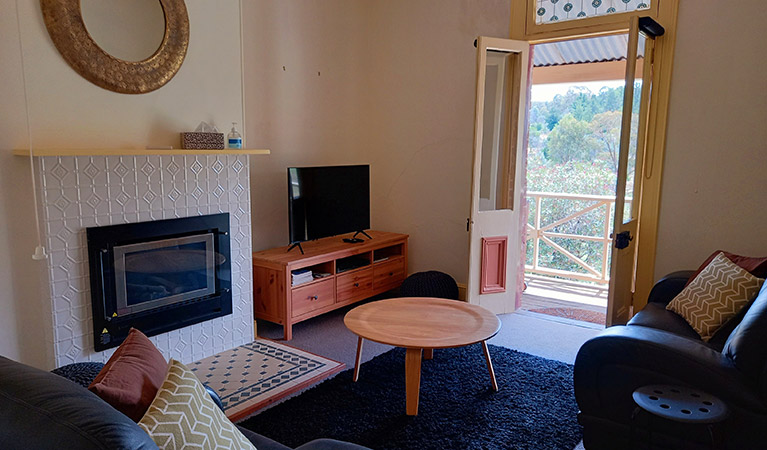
373;259;406;291
337;270;373;303
291;278;335;318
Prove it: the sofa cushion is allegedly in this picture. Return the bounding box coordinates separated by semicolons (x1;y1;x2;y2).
667;253;764;341
628;302;703;342
238;426;292;450
138;359;256;450
724;283;767;393
707;299;756;351
89;328;169;422
686;250;767;287
0;356;157;450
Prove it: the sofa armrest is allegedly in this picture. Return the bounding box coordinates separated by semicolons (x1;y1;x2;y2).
295;439;372;450
0;356;158;450
237;426;292;450
646;270;695;305
574;326;765;421
204;385;225;412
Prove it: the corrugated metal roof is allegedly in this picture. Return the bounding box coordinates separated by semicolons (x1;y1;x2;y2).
533;34;644;67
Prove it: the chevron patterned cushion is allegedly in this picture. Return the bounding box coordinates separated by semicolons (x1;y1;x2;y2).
138;359;256;450
667;252;765;341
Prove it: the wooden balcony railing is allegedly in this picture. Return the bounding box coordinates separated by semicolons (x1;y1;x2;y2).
525;191;630;285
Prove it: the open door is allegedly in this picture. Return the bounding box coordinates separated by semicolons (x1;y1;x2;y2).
607;17;665;325
467;37;530;314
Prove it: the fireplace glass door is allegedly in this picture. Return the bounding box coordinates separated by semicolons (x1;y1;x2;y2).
113;233;217;316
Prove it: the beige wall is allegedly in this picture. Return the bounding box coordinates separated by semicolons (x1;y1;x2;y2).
654;0;767;278
7;0;760;365
0;0;244;367
244;0;510;283
365;0;510;283
243;0;372;248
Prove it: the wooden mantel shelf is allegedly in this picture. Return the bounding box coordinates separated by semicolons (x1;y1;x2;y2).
13;148;270;157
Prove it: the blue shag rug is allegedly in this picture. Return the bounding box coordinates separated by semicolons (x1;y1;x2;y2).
239;344;582;449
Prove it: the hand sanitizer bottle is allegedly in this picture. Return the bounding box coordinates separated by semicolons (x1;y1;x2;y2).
227;122;242;149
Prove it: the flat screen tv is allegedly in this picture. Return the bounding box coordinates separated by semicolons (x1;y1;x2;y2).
288;165;370;246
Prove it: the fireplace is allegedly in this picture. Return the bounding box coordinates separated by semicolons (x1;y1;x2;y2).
87;213;232;351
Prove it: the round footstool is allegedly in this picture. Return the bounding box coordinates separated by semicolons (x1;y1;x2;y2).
631;384;728;449
400;270;459;300
51;362;105;388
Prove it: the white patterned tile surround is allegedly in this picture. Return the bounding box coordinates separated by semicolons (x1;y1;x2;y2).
37;154;254;368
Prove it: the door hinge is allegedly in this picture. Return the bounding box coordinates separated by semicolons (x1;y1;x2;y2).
466;218;470;232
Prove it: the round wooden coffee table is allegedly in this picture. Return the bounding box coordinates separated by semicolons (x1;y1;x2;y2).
344;297;502;415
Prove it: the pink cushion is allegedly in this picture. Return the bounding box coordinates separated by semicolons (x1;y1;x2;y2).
88;328;168;422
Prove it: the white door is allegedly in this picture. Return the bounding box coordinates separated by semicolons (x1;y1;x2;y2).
607;16;664;325
467;37;530;314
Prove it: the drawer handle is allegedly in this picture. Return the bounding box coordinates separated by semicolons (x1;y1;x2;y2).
389;272;393;276
353;283;359;287
309;295;318;301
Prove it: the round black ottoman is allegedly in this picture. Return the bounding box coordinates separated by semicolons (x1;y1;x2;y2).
400;270;459;300
51;362;105;388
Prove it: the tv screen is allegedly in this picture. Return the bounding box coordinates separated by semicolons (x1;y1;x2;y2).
288;165;370;243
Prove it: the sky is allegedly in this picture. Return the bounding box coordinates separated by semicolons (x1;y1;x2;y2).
531;80;625;102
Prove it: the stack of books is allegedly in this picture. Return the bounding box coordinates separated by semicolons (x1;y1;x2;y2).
291;268;314;286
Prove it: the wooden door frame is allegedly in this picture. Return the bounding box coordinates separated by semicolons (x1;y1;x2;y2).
509;0;679;313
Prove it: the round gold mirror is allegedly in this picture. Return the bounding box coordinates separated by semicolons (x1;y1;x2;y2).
40;0;189;95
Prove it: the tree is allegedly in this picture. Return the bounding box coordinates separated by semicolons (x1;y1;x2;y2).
544;114;600;164
589;111;622;171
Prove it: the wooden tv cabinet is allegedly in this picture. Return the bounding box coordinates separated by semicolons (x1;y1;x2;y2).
252;230;409;340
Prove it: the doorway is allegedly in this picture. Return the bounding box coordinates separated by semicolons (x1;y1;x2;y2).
519;33;643;327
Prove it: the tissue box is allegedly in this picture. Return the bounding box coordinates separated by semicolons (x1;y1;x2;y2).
180;132;225;150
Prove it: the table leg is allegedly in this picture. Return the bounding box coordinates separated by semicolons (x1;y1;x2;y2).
481;341;498;391
405;348;422;416
424;348;433;360
353;336;364;382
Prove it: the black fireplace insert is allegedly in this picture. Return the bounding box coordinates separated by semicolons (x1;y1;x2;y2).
87;213;232;351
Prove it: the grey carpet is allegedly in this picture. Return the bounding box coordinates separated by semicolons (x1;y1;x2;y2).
257;300;602;367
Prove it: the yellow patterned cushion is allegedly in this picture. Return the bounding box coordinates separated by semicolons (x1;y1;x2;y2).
138;359;256;450
667;252;765;341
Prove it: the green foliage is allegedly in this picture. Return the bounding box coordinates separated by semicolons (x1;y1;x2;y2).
589;111;622;171
525;84;643;279
527;158;617;196
526;158;617;276
544;114;600;164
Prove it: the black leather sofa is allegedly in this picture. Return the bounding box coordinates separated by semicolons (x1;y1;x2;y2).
0;356;367;450
574;271;767;449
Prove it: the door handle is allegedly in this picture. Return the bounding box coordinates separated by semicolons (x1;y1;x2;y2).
614;231;633;249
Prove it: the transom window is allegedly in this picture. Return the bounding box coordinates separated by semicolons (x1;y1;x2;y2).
535;0;651;24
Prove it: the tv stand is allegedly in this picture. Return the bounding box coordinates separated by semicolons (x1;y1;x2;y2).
252;230;408;340
353;230;372;240
286;242;304;255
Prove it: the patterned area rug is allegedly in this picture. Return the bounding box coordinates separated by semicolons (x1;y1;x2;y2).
528;307;606;325
191;339;344;422
239;344;582;450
